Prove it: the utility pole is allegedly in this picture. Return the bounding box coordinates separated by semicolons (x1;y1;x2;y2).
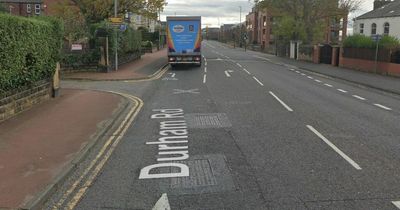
114;0;118;70
239;6;242;48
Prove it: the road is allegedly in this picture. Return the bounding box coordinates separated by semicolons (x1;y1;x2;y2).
47;40;400;210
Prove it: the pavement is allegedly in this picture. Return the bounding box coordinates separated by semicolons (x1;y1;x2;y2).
0;51;167;209
231;43;400;96
42;40;400;210
62;49;167;81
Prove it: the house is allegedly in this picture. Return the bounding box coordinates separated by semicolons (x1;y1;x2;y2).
246;8;258;44
0;0;43;16
129;13;158;32
353;0;400;39
245;7;275;51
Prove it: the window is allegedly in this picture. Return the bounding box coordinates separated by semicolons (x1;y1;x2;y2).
359;23;364;34
35;4;40;15
27;4;31;13
384;22;390;35
371;23;377;35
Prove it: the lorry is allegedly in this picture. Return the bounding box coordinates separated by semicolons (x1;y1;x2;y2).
166;16;202;67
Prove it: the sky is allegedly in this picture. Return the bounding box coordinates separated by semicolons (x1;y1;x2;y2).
161;0;375;31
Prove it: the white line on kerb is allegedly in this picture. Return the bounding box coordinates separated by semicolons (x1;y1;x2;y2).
243;68;251;75
324;84;333;87
269;91;293;112
337;89;348;93
203;74;207;84
374;104;392;110
237;63;242;67
315;80;322;83
306;125;362;170
392;201;400;209
253;77;264;86
352;95;366;101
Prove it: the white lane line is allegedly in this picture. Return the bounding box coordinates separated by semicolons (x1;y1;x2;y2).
307;76;314;79
352;95;366;101
243;68;251;75
205;61;208;66
237;63;242;67
224;70;231;77
315;80;322;83
337;89;348;93
374;104;392;111
290;68;295;71
324;84;333;87
296;71;301;74
269;91;294;112
203;74;207;84
253;55;270;61
204;67;207;73
392;201;400;209
253;77;264;86
301;73;306;76
306;125;362;170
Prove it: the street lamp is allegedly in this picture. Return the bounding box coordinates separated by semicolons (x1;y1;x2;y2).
239;6;242;48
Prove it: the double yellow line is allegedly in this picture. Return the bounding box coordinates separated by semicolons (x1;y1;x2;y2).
124;64;169;83
53;92;144;210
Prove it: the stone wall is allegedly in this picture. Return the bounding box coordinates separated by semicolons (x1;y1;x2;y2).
0;82;51;122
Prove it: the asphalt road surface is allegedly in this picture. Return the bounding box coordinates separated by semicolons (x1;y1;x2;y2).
48;40;400;210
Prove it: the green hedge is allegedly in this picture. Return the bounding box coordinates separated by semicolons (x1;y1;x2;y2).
0;14;63;92
343;34;400;49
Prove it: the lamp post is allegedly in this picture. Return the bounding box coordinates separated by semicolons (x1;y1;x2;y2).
239;6;242;48
114;0;118;70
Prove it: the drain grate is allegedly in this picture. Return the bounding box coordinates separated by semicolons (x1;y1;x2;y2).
171;159;217;188
185;113;232;129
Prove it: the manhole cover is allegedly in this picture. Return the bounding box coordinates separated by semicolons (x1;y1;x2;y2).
185;113;232;129
170;159;217;188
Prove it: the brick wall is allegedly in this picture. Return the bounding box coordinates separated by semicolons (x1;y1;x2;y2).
0;82;51;122
339;56;400;77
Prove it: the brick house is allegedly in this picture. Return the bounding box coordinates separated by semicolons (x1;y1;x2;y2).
245;6;275;52
0;0;43;16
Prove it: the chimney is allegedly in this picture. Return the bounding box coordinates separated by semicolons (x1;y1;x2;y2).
374;0;392;10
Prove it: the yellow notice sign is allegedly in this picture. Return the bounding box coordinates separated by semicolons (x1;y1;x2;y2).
109;17;123;23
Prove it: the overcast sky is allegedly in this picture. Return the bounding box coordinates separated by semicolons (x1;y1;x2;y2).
161;0;375;30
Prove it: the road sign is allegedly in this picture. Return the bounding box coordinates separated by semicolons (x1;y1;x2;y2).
120;24;127;32
371;34;382;42
109;17;123;23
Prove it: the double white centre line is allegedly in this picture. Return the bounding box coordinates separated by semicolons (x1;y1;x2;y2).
269;91;293;112
307;125;362;170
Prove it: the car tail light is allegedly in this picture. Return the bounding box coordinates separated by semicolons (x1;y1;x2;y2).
169;57;176;62
194;57;201;61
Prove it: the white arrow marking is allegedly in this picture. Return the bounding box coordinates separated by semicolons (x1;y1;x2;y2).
169;73;176;78
152;193;171;210
225;70;232;77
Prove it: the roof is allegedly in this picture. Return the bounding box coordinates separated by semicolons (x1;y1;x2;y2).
356;0;400;20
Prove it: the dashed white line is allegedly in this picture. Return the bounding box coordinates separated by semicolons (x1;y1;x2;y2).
243;68;251;75
306;125;362;170
253;77;264;86
374;104;392;111
236;63;242;67
269;91;294;112
301;73;306;76
337;89;348;93
290;68;295;71
352;95;366;101
204;67;207;73
324;84;333;87
296;71;301;74
315;80;322;83
203;74;207;84
205;61;208;66
307;76;314;79
392;201;400;209
224;70;231;77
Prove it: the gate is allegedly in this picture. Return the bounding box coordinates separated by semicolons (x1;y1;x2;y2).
320;44;333;64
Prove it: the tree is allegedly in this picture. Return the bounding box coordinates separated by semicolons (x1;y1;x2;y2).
0;3;7;13
257;0;361;44
76;0;166;23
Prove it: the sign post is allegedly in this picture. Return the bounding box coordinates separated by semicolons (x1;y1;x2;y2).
372;34;382;74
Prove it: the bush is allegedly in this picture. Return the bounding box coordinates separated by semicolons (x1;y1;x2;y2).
343;34;400;49
0;14;63;93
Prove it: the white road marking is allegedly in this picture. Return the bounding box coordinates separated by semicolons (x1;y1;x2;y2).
290;68;295;71
337;89;348;93
269;91;294;112
224;70;231;77
173;89;200;94
392;201;400;209
374;104;392;111
253;76;264;86
205;61;208;66
306;125;362;170
352;95;366;101
315;80;322;83
324;84;333;87
307;76;314;79
243;68;251;75
296;71;301;74
170;73;176;78
203;74;207;84
204;67;207;73
301;73;306;76
253;55;270;61
237;63;242;67
152;193;171;210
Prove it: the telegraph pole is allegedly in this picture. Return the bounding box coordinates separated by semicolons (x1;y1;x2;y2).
114;0;118;70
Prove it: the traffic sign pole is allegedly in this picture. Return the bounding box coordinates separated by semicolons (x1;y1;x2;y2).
114;0;118;70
